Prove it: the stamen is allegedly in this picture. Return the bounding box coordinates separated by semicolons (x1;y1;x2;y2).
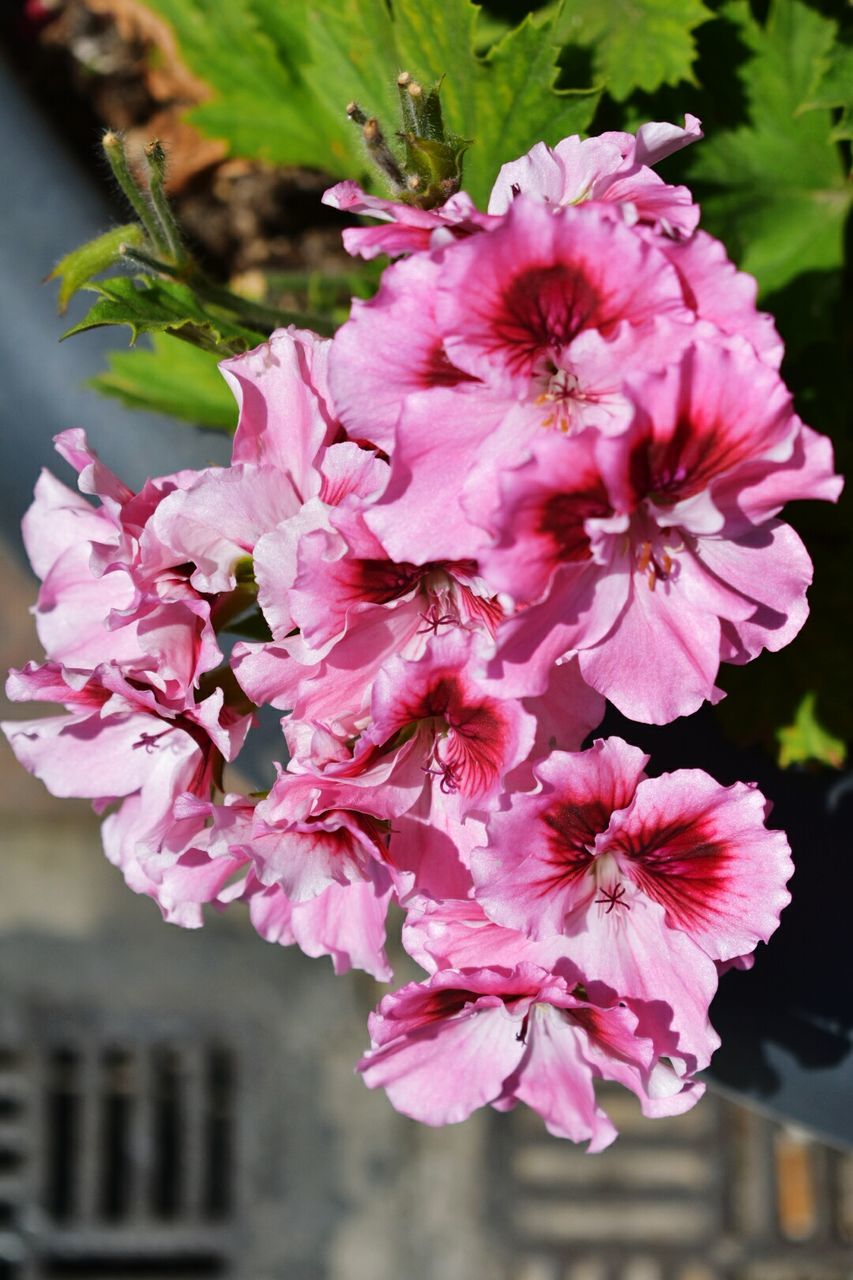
421;756;460;794
534;367;583;434
636;540;675;590
416;605;458;635
594;882;630;914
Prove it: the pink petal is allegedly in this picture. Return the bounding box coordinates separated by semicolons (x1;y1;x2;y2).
221;327;337;481
605;770;793;961
359;975;528;1126
507;1004;618;1150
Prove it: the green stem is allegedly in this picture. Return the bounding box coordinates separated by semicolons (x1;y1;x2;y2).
102;131;167;255
145;140;188;267
193;277;336;337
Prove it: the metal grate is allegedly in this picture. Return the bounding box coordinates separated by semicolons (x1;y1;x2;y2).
0;1013;245;1279
488;1085;853;1279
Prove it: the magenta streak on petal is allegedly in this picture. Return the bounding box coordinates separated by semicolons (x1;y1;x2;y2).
538;484;613;563
629;415;780;509
420;342;479;390
612;814;731;933
403;674;512;800
489;265;603;377
536;799;610;892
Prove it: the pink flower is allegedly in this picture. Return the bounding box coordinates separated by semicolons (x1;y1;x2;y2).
470;737;792;1042
115;793;393;980
483;337;841;721
328;251;481;454
362;629;536;813
144;328;380;602
401;895;719;1073
2;660;249;863
488;115;703;237
22;431;221;704
359;962;702;1147
221;326;339;474
249;875;393;980
426;198;692;394
248;772;393;905
329;199;692;449
322;180;493;259
658;231;783;369
245;496;505;736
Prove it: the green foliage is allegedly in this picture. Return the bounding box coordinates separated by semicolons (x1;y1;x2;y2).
63;277;267;352
777;693;847;769
688;0;850;296
89;333;237;431
555;0;713;100
798;28;853;143
141;0;599;205
48;224;143;314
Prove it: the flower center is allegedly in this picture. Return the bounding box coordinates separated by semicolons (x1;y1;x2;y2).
631;517;685;593
421;745;460;794
533;365;585;433
591;852;630;914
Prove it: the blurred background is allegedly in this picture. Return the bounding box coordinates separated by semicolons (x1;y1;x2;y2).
0;2;851;1276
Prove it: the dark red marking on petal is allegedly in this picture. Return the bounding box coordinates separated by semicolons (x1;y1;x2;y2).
538;800;610;887
612;814;731;931
565;1004;641;1067
394;671;513;799
420;342;480;390
355;558;430;604
411;675;511;798
491;265;603;377
442;697;512;798
538;483;612;563
355;557;485;607
416;987;479;1024
630;414;763;508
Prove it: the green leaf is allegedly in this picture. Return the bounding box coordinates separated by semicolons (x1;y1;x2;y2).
62;277;267;352
140;0;599;207
89;333;237;431
47;224;144;314
689;0;851;295
554;0;712;100
776;693;847;769
471;9;600;201
798;29;853;143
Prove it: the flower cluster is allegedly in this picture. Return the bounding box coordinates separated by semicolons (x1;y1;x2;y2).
4;118;841;1149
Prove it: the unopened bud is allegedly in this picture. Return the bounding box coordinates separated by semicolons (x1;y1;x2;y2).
346;101;368;126
407;80;423;99
102;130;165;252
407;174;422;191
397;70;411;87
362;116;404;187
144;138;166;167
144;138;186;266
